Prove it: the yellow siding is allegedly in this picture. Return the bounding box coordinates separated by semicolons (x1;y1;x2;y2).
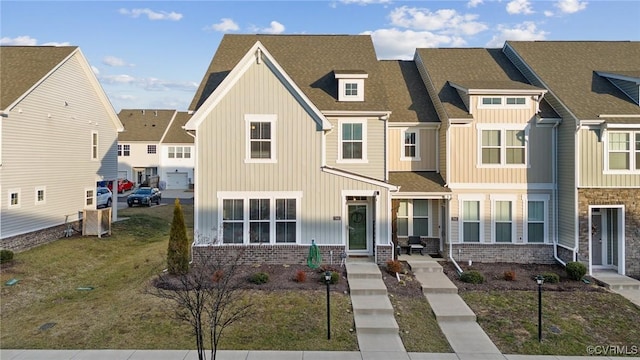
388;128;437;171
579;128;640;187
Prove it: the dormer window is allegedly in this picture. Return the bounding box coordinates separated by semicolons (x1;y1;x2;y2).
335;70;368;102
479;96;528;108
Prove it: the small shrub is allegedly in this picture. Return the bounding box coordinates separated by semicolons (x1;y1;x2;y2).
566;261;587;281
248;272;269;285
460;270;484;284
542;272;560;284
295;270;307;283
330;271;340;284
0;249;14;264
212;270;224;283
386;260;402;274
503;270;516;281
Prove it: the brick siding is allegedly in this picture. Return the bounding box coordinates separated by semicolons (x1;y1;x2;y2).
1;221;81;252
441;243;556;264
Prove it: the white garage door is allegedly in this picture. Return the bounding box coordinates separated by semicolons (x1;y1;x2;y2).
166;172;188;189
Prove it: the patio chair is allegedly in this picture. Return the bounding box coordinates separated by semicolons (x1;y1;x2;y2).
408;236;425;255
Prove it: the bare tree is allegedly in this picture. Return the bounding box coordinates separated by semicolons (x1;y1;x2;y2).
149;248;253;360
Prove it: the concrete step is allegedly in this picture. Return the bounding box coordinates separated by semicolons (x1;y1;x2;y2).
425;293;477;322
349;278;388;296
438;321;501;355
354;314;399;334
415;272;458;294
356;333;406;352
351;295;394;316
346;263;382;280
410;261;444;273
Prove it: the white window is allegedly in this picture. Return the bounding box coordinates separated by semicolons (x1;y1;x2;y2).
338;119;367;163
605;131;640;172
85;189;95;207
219;192;301;244
345;83;358;96
222;199;244;244
147;145;157;154
459;195;484;243
168;146;192;159
118;144;130;157
493;201;513;243
479;96;528;108
35;187;46;205
401;130;420;161
8;189;20;209
336;75;366;102
397;200;429;237
478;125;528;167
91;131;98;160
245;114;276;163
523;194;549;243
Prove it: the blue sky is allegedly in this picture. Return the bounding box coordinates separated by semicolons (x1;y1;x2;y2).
2;0;639;112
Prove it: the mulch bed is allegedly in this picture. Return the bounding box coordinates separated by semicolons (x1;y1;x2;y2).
237;264;349;293
440;261;607;292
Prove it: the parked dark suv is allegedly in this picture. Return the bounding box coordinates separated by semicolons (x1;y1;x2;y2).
126;187;161;207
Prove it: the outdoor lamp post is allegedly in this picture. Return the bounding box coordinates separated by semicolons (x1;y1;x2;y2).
325;271;331;340
536;275;544;342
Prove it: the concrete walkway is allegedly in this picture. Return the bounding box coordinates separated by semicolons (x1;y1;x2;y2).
591;270;640;307
345;259;406;357
401;254;503;359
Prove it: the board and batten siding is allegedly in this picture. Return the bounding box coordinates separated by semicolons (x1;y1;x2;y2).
324;116;386;180
448;189;555;244
1;52;119;239
579;128;640;187
194;58;391;246
448;122;553;184
388;127;437;171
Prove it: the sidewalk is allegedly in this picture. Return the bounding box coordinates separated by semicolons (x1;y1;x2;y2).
2;349;638;359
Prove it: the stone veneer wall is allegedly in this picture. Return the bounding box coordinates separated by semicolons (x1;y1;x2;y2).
578;189;640;277
441;244;556;264
193;244;394;267
1;221;80;252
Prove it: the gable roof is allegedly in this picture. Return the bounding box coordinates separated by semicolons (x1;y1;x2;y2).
378;60;439;123
1;46;77;110
415;47;544;121
188;34;388;113
162;111;194;144
506;41;640;120
117;109;176;142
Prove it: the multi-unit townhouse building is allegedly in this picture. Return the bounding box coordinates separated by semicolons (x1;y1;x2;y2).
1;46;123;251
184;34;639;277
117;109;194;190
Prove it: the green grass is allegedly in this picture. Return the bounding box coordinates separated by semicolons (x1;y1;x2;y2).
462;290;640;356
0;204;357;351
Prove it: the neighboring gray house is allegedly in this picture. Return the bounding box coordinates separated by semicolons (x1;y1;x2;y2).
0;46;123;251
505;41;640;277
185;35;398;265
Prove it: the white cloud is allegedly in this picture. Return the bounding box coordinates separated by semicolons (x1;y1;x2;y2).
112;94;136;101
102;56;134;67
555;0;587;14
42;41;71;46
99;73;198;92
208;18;239;32
91;66;100;75
506;0;534;15
467;0;483;8
544;10;555;17
362;28;462;59
118;8;183;21
389;6;488;36
252;21;286;34
486;21;548;47
340;0;392;4
0;36;38;45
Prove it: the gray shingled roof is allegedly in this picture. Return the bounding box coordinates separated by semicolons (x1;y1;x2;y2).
388;172;450;193
415;48;543;120
118;109;175;142
162;112;194;144
378;60;439;123
0;46;77;109
507;41;640;120
189;34;388;113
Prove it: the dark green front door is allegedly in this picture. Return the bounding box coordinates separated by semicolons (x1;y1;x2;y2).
348;204;367;251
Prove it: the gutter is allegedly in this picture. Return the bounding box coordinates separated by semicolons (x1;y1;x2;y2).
444;195;463;275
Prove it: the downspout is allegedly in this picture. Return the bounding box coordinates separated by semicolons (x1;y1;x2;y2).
551;120;566;266
185;129;197;265
444;122;463;275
